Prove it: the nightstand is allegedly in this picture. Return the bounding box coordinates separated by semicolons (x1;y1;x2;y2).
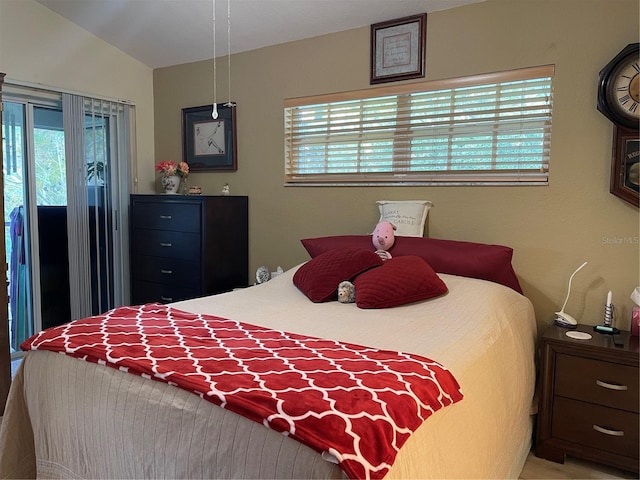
536;323;639;474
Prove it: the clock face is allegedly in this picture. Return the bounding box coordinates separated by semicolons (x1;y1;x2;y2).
598;43;640;129
610;55;639;120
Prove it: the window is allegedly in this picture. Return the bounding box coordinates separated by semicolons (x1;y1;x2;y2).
284;65;554;186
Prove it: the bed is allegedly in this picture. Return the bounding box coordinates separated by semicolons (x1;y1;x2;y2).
0;237;537;479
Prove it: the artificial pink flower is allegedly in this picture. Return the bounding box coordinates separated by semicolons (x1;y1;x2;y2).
156;160;189;177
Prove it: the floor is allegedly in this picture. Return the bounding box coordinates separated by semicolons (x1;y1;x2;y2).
519;452;637;479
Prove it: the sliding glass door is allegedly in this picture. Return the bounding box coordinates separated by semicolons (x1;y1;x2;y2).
2;84;133;359
3;101;69;348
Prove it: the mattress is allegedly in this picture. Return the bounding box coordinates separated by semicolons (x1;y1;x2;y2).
0;266;537;479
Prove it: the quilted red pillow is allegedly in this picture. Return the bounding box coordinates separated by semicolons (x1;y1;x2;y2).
301;235;522;294
293;247;383;303
354;256;448;309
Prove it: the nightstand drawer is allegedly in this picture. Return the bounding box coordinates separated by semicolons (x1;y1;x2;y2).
132;202;201;232
552;396;639;459
132;255;201;289
555;354;639;413
132;229;201;261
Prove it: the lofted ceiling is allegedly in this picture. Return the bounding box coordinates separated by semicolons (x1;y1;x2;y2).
35;0;484;69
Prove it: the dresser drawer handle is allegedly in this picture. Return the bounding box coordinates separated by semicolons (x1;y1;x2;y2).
593;424;624;437
160;269;173;275
160;296;173;302
596;380;628;391
159;242;172;248
159;215;172;220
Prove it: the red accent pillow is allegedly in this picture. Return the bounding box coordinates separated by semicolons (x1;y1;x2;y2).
293;247;383;302
301;235;523;294
354;256;448;309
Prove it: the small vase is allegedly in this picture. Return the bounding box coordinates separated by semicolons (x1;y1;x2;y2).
162;175;180;194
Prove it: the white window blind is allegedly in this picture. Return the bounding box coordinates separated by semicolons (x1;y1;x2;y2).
284;65;554;186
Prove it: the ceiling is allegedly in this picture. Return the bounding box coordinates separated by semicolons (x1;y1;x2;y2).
35;0;484;69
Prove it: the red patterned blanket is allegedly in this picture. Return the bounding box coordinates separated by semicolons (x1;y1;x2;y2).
21;303;463;479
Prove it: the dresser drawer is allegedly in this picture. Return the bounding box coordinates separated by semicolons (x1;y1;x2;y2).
132;201;201;233
132;280;201;304
132;229;200;262
552;396;639;460
132;255;201;289
555;354;639;413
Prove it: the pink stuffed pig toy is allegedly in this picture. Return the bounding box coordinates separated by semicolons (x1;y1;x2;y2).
372;221;396;261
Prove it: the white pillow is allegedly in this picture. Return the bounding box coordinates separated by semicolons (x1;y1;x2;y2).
376;200;433;237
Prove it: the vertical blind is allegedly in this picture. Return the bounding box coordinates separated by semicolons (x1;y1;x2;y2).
64;94;134;319
62;93;131;319
285;65;554;185
63;93;93;320
4;81;135;330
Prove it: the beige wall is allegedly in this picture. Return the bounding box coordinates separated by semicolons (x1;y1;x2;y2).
0;0;155;191
154;0;639;332
8;0;633;333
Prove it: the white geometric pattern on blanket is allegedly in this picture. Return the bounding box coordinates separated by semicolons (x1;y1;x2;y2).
25;304;463;480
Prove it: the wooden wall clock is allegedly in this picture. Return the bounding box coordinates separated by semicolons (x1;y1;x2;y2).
597;43;639;207
610;125;639;207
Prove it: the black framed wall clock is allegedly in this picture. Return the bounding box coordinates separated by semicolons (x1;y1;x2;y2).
597;43;639;130
597;43;639;207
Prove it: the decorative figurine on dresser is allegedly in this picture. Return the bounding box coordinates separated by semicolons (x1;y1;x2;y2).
130;194;248;305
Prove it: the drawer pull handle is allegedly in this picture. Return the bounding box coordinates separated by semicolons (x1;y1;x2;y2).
160;242;172;248
593;424;624;437
160;296;173;302
159;215;172;220
596;380;628;391
160;269;173;275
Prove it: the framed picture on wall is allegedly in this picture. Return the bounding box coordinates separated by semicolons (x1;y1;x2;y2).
610;125;639;207
370;13;427;84
182;103;237;171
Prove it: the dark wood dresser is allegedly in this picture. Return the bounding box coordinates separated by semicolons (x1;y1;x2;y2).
536;323;639;473
130;194;248;304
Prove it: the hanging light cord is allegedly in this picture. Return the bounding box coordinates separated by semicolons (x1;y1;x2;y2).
225;0;235;108
213;0;234;116
212;0;218;118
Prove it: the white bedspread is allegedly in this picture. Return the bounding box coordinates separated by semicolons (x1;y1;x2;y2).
0;267;536;479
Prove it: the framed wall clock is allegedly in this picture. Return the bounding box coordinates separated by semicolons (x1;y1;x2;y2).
597;43;639;130
610;125;639;207
597;43;639;207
